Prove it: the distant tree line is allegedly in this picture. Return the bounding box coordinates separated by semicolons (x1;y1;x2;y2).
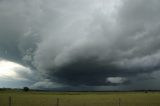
0;88;12;91
0;87;30;92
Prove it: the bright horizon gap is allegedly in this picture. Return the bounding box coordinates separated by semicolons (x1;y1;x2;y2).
0;60;32;79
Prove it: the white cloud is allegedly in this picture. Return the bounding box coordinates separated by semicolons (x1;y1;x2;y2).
0;60;32;81
106;77;127;84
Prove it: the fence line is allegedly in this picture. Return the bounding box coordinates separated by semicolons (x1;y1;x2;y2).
3;96;160;106
56;98;59;106
118;97;121;106
9;96;12;106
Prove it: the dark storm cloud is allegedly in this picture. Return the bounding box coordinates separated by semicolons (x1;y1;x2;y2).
1;0;160;89
0;0;41;64
49;58;120;86
33;0;160;87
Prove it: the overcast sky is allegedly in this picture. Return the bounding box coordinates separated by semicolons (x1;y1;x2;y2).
1;0;160;90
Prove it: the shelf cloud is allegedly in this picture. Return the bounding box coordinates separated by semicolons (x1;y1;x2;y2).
0;0;160;90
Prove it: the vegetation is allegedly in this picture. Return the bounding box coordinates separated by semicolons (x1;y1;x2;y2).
23;87;29;92
0;90;160;106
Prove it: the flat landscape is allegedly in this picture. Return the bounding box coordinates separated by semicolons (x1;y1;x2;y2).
1;91;160;106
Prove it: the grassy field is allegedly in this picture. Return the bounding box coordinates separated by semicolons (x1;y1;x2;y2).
1;91;160;106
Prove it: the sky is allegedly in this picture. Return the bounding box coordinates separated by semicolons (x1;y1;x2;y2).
0;0;160;90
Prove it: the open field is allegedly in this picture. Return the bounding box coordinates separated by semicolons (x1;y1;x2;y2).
1;91;160;106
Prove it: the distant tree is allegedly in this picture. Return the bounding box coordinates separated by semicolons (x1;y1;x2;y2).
144;90;148;93
23;87;29;92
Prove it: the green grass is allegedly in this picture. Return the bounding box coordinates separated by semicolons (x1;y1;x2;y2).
1;91;160;106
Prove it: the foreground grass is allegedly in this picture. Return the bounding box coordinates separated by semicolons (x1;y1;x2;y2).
0;91;160;106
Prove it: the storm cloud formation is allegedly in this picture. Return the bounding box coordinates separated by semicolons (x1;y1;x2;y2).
1;0;160;90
